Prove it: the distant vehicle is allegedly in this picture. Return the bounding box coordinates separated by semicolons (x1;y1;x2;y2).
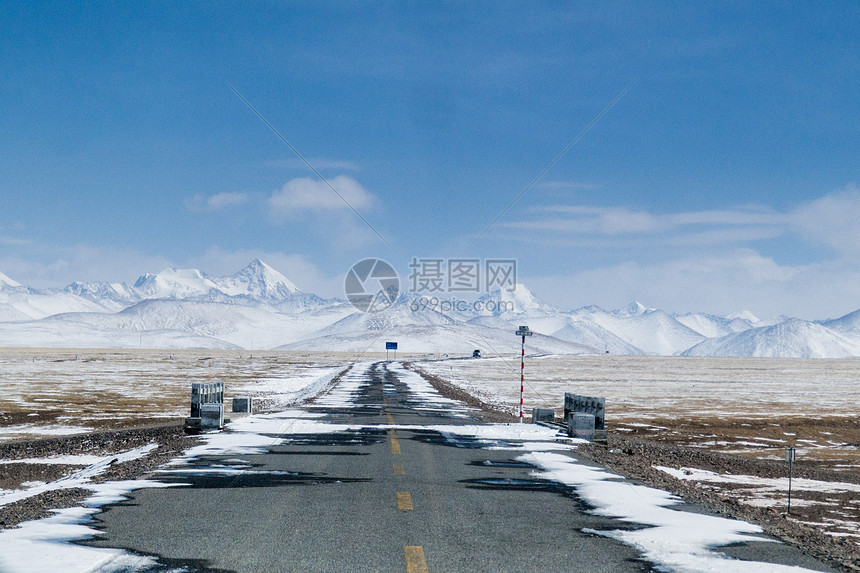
472;349;481;358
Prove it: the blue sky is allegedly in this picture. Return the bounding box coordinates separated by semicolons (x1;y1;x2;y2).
1;2;858;319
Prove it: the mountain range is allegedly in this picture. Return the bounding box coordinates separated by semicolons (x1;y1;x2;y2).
1;260;858;358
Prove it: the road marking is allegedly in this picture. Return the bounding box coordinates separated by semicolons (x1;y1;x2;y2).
404;546;428;573
393;463;405;475
390;429;401;454
397;491;413;510
386;412;395;425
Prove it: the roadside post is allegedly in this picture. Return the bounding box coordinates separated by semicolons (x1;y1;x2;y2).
515;325;533;423
786;446;796;515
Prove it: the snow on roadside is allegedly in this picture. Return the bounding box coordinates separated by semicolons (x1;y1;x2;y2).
230;363;349;410
0;481;179;573
657;466;860;496
656;465;860;512
0;444;157;508
522;451;821;572
0;445;179;573
0;454;109;465
388;362;473;417
0;424;92;441
311;362;373;408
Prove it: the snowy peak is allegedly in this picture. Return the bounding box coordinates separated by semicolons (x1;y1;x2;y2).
498;284;542;312
214;258;300;300
614;301;653;317
133;268;219;299
64;281;139;310
0;272;21;289
477;283;552;316
725;310;760;324
675;312;754;339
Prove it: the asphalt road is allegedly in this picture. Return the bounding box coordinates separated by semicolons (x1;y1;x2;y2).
85;362;835;572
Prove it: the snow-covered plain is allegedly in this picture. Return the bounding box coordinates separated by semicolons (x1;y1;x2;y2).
413;354;860;469
414;354;860;420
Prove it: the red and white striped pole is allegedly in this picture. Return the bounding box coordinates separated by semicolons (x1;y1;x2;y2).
515;326;532;423
519;335;525;422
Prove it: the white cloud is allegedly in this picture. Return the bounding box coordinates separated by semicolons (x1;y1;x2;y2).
207;192;249;210
185;192;250;212
0;236;31;246
510;205;784;238
0;246;174;288
499;185;860;264
789;185;860;258
268;175;375;213
529;249;860;320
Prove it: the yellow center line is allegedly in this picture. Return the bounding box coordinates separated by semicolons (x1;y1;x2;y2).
393;463;405;475
390;429;401;454
396;491;413;510
404;546;428;573
386;412;396;425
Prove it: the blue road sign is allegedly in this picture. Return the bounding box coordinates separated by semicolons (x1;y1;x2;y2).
386;342;398;350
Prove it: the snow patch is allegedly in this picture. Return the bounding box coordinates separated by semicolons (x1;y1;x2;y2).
522;452;819;572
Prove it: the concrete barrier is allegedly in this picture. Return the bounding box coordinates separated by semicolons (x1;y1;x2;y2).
531;408;555;423
188;381;225;432
568;413;596;440
232;397;253;414
191;382;225;417
564;393;605;430
201;404;224;430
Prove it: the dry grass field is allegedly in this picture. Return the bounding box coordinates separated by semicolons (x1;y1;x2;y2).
0;348;366;441
415;354;860;467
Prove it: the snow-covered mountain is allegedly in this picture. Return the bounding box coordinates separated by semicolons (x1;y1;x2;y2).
0;261;859;357
674;312;754;339
567;302;706;355
279;297;598;355
682;319;860;359
133;268;220;300
822;309;860;335
64;281;141;311
550;316;645;355
212;259;299;301
0;272;21;288
0;281;113;320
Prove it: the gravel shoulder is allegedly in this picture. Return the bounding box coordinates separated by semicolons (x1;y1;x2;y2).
0;423;197;528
